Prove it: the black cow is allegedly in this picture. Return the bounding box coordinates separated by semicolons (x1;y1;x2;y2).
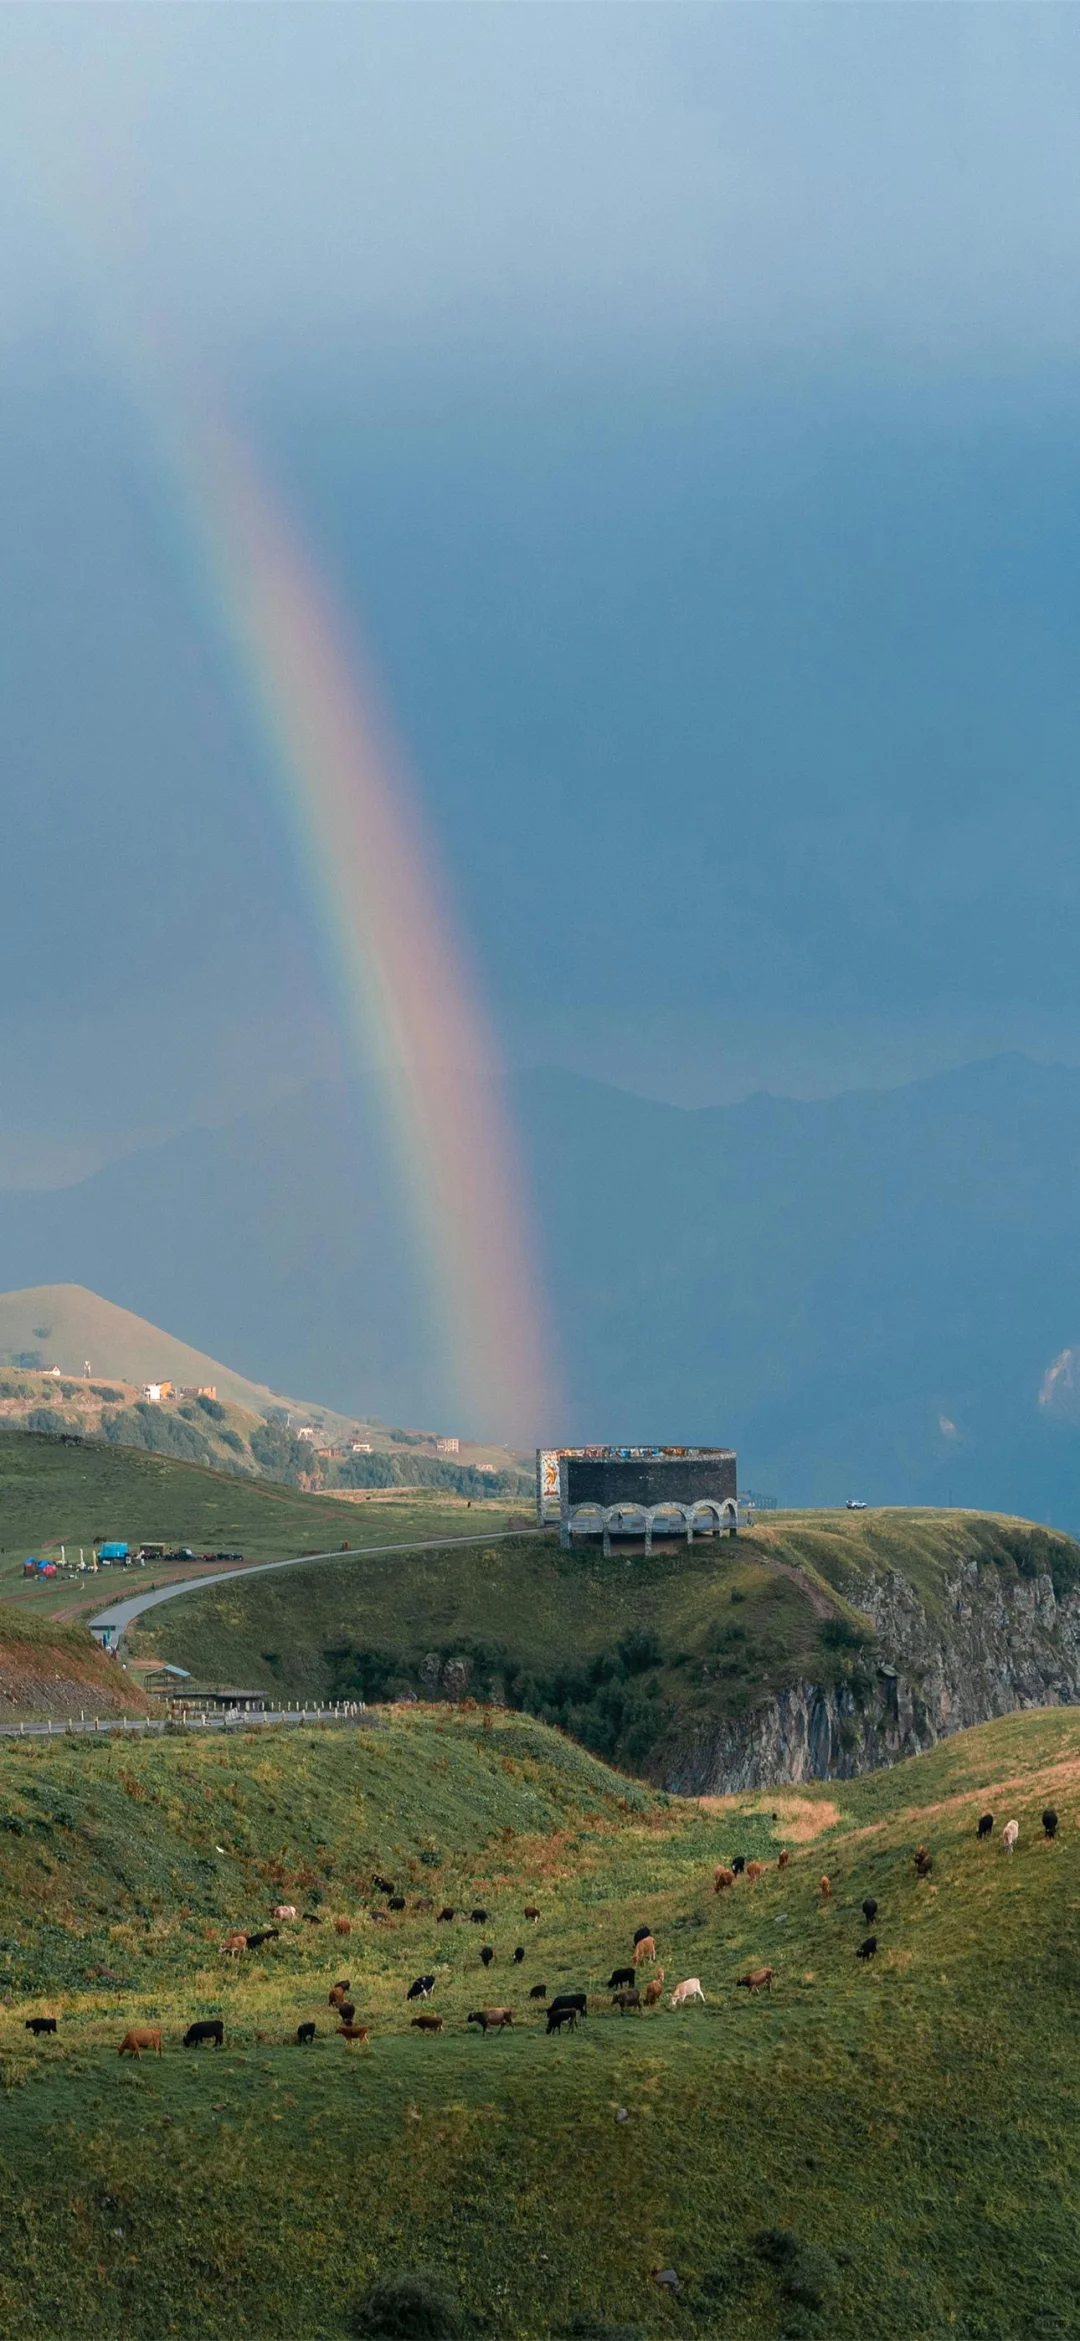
406;1975;435;2001
1043;1809;1059;1840
388;1895;407;1911
512;1947;525;1964
607;1967;635;1990
338;2002;356;2024
437;1908;456;1922
469;1908;489;1924
546;2004;578;2034
731;1857;746;1876
549;1991;587;2021
183;2019;224;2047
25;2017;56;2037
480;1946;495;1967
632;1927;652;1946
302;1912;323;1924
297;2022;316;2044
529;1983;547;1999
372;1874;395;1893
977;1813;994;1840
246;1929;280;1951
861;1897;878;1925
856;1938;878;1962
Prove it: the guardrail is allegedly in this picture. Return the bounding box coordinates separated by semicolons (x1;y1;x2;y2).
0;1702;381;1741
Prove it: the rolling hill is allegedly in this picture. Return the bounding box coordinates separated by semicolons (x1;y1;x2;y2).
0;1700;1075;2336
138;1505;1080;1792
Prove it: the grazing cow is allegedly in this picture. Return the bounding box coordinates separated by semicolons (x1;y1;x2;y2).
736;1967;774;1993
632;1926;653;1946
480;1946;495;1968
406;1976;436;2001
524;1905;540;1922
1043;1809;1059;1840
222;1931;248;1956
370;1910;390;1924
302;1913;323;1925
545;2004;578;2034
467;2007;513;2032
118;2027;162;2058
271;1904;297;1921
25;2017;56;2036
862;1898;878;1926
297;2022;316;2045
183;2020;224;2048
414;1897;434;1912
549;1991;588;2022
612;1988;642;2013
670;1978;705;2009
529;1983;548;2000
338;2003;356;2025
607;1967;636;1990
512;1947;525;1964
469;1908;489;1924
914;1846;933;1878
1002;1820;1019;1854
643;1974;665;2007
731;1857;746;1876
777;1850;790;1870
411;2014;443;2033
713;1867;735;1893
819;1877;831;1900
437;1908;456;1923
856;1937;878;1962
246;1929;280;1951
632;1935;657;1966
334;1917;351;1936
328;1983;351;2008
338;2023;369;2044
977;1813;994;1841
388;1895;406;1912
372;1875;395;1894
745;1861;765;1884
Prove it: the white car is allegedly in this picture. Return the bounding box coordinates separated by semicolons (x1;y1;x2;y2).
845;1498;868;1510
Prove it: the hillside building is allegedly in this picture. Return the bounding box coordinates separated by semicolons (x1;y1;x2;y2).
536;1446;738;1551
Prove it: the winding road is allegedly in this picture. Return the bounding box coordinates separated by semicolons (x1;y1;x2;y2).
89;1527;541;1648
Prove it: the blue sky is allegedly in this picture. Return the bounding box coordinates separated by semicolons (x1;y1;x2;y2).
1;5;1080;1175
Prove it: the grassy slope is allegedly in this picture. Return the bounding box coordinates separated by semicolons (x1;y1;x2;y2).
0;1430;518;1614
140;1507;1080;1771
0;1604;153;1721
0;1705;1076;2337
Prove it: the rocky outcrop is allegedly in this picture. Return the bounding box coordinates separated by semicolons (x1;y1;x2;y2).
659;1558;1080;1796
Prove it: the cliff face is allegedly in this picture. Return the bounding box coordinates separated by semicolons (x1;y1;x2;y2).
659;1559;1080;1795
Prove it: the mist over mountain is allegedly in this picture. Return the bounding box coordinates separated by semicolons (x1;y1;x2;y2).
0;1053;1079;1523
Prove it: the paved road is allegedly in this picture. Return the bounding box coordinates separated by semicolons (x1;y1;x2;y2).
89;1527;541;1645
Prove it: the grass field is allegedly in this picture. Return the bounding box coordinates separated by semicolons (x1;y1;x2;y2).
0;1702;1076;2338
138;1505;1080;1775
0;1428;518;1617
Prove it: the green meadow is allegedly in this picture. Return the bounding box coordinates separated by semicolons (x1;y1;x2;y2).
0;1703;1076;2337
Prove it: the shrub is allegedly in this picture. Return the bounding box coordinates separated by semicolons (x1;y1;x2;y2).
350;2269;462;2337
820;1617;868;1651
196;1395;226;1422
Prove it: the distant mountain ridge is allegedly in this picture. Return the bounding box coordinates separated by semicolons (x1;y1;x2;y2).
1;1055;1080;1520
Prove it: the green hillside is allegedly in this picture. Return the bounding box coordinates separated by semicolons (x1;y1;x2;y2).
0;1702;1076;2337
138;1505;1080;1772
0;1428;516;1609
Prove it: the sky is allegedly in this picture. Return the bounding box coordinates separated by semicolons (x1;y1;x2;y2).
1;4;1080;1181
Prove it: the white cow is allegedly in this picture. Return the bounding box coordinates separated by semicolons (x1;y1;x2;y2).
670;1977;705;2008
1002;1821;1019;1854
271;1903;298;1920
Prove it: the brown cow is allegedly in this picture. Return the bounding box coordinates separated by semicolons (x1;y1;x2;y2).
523;1905;540;1921
745;1860;765;1883
819;1876;831;1899
914;1845;933;1879
328;1982;351;2008
632;1934;657;1966
777;1850;790;1870
713;1866;735;1893
334;1916;352;1937
737;1966;774;1994
338;2023;369;2044
643;1971;665;2007
222;1931;248;1956
612;1988;642;2013
467;2007;514;2032
411;2014;444;2033
117;2027;162;2058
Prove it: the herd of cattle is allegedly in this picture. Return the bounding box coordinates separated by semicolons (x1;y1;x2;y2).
20;1801;1056;2057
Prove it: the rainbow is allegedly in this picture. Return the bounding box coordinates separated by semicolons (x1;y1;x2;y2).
169;403;555;1446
